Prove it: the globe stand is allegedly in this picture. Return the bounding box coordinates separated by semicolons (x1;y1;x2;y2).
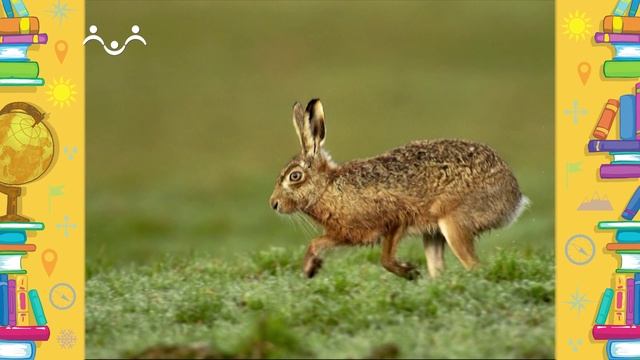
0;184;29;222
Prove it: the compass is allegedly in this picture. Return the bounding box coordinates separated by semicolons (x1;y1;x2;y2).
49;283;76;310
564;234;596;266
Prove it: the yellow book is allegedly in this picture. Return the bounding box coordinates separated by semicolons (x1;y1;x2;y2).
15;275;28;326
614;274;629;325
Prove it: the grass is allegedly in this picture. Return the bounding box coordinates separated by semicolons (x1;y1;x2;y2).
85;1;554;358
86;245;554;359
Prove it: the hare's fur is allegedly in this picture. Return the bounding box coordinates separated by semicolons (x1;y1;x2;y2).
270;99;527;280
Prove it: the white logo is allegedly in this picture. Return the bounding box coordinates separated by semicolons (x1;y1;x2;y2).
82;25;147;56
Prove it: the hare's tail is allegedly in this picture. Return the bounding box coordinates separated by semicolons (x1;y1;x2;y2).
505;194;530;228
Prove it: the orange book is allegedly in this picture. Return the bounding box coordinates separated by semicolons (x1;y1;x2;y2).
607;243;640;251
0;244;35;252
593;99;619;139
0;17;39;35
604;16;640;34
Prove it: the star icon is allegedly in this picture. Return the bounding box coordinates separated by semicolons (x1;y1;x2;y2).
46;0;74;26
564;288;592;314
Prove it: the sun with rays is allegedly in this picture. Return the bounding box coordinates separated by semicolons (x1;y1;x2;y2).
46;77;77;108
562;11;592;41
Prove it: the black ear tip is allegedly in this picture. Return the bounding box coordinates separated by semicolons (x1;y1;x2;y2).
306;98;320;112
292;101;301;109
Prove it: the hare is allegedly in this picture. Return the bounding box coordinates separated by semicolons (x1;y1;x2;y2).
269;99;528;280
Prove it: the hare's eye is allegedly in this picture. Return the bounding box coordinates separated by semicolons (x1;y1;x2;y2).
289;171;303;182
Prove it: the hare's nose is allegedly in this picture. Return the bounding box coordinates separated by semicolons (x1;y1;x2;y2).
270;198;279;211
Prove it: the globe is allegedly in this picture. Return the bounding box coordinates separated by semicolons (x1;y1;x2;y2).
0;110;54;186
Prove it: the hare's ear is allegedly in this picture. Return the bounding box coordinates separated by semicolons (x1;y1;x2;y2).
304;98;326;156
292;101;314;155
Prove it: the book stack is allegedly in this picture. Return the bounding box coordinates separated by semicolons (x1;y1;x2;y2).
587;85;640;179
593;187;640;359
594;0;640;78
0;0;46;86
0;223;50;360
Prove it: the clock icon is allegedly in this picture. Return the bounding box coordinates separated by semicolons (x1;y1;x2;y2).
49;283;76;310
565;234;596;266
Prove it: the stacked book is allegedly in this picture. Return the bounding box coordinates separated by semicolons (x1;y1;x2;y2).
595;0;640;78
0;0;46;86
0;223;50;360
588;85;640;179
593;187;640;359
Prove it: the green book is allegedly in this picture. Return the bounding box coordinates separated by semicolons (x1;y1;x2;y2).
604;60;640;78
599;221;640;230
0;61;39;78
0;222;44;231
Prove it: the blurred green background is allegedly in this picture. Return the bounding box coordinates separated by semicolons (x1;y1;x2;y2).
87;1;553;267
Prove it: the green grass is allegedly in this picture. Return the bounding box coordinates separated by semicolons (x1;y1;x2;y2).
86;1;554;358
87;245;554;359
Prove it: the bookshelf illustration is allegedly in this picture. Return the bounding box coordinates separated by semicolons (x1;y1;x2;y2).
588;49;640;356
0;224;50;360
0;0;47;86
591;189;640;359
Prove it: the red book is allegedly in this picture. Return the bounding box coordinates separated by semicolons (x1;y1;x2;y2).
593;99;619;139
593;324;640;339
0;326;49;341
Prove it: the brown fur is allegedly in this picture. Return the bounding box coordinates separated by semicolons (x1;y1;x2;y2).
270;99;527;280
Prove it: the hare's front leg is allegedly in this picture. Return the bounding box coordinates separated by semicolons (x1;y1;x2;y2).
303;236;337;278
381;226;419;280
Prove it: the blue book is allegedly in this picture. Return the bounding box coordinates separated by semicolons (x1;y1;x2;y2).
607;340;640;360
597;288;615;325
614;44;640;60
617;230;640;243
614;0;633;15
632;0;640;16
10;0;28;17
27;290;46;326
0;45;29;61
635;274;640;325
1;0;13;18
0;274;8;326
0;341;34;360
621;95;637;140
623;186;640;220
0;232;26;245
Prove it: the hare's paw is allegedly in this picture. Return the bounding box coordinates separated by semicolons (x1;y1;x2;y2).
398;262;421;281
303;257;323;278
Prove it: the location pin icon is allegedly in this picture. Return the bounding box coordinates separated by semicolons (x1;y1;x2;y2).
55;40;68;64
41;249;57;276
578;62;591;85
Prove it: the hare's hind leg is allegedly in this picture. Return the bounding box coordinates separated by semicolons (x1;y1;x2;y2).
437;216;478;270
303;235;337;278
422;232;446;278
381;226;419;280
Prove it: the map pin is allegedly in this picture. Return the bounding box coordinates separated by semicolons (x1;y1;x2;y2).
55;40;68;64
41;249;57;276
578;62;591;85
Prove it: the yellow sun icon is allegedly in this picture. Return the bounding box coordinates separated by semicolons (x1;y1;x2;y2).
46;77;77;108
562;11;592;41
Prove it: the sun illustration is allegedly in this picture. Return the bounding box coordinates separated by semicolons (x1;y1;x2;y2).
562;11;592;41
46;77;77;108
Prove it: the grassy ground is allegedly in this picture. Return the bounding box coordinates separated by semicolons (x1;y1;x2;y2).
87;246;554;359
86;1;554;358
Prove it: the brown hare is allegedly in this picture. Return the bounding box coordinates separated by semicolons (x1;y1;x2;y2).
269;99;528;280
